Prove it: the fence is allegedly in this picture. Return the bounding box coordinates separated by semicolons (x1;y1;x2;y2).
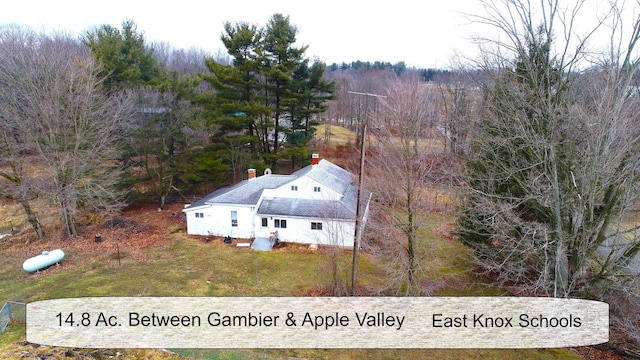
0;301;26;333
148;195;202;204
181;195;202;204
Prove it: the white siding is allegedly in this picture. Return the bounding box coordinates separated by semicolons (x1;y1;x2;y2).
271;176;342;201
184;159;366;247
254;215;355;247
184;205;212;236
185;204;255;238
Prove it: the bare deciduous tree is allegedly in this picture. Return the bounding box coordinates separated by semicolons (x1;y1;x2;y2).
0;27;46;240
436;69;479;156
0;27;135;238
0;116;45;240
459;0;640;300
315;204;354;296
366;76;437;295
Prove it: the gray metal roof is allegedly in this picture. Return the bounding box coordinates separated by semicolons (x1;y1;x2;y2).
257;198;354;219
292;159;354;195
187;175;295;208
186;159;368;216
257;183;371;220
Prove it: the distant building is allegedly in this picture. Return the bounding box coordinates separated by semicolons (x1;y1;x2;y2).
183;154;371;248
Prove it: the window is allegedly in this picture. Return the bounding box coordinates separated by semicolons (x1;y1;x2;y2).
291;185;298;191
261;217;268;227
231;211;238;227
314;186;321;192
311;222;323;230
195;213;204;218
274;219;287;228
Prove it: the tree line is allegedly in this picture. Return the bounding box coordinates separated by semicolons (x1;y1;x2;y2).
327;61;407;75
327;61;452;82
0;14;336;240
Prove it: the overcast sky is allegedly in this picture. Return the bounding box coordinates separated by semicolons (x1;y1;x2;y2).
1;0;486;69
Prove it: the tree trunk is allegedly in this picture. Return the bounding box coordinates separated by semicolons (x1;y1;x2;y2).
406;178;417;295
59;196;78;238
20;199;44;240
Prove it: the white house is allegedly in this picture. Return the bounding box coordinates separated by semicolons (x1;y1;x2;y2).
183;154;371;248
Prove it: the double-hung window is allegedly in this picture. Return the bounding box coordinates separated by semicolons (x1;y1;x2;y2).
311;222;323;230
274;219;287;228
231;211;238;227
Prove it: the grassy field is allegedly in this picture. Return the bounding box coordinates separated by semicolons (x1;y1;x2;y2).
0;127;592;359
316;123;357;145
315;122;449;152
0;202;591;359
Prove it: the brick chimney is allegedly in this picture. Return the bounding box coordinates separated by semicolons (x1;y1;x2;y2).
311;153;320;166
248;168;256;181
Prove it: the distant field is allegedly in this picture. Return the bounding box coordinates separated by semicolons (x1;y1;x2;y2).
316;123;356;145
315;122;448;154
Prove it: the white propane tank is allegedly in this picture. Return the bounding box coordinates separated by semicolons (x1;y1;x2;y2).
23;249;65;272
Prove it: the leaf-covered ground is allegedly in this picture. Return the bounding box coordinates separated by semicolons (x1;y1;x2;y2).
0;202;625;359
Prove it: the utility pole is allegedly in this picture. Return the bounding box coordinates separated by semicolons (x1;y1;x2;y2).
348;91;386;296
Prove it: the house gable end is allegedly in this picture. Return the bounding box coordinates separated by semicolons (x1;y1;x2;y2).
292;159;354;196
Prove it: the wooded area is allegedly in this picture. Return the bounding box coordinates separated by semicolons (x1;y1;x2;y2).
2;1;640;354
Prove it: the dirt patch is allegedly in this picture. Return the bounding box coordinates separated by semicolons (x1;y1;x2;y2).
3;202;187;265
2;201;632;359
185;234;344;254
294;285;376;297
420;278;463;296
3;341;179;360
569;346;627;360
271;241;328;253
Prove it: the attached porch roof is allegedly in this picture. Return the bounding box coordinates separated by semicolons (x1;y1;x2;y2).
257;183;371;220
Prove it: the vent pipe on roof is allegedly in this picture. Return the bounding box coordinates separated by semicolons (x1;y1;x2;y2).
312;153;320;166
248;169;256;181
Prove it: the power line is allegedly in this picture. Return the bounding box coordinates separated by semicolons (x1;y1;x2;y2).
347;90;385;296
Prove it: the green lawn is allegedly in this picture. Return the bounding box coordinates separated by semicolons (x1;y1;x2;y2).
0;221;583;359
0;234;335;301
